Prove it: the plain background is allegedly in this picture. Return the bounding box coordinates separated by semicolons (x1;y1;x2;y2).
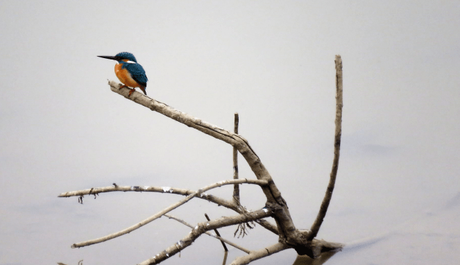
1;1;459;264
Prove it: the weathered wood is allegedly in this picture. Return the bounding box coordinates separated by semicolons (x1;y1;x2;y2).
68;179;268;248
108;80;301;246
233;112;240;203
308;55;343;240
138;208;274;265
60;56;344;264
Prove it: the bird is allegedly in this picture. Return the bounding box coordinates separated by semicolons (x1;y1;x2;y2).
98;52;148;96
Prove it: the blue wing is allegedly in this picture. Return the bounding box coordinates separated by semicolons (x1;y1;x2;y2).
125;63;148;87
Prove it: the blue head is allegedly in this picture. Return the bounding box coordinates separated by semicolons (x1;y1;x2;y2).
115;52;137;63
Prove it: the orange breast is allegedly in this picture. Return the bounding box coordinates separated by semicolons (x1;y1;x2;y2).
114;63;141;88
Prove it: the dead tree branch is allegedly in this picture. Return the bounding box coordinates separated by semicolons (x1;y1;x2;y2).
138;208;275;265
308;55;343;240
230;242;291;265
108;80;302;248
67;179;268;248
59;181;280;236
60;56;344;264
164;214;249;253
233;113;240;204
205;213;229;251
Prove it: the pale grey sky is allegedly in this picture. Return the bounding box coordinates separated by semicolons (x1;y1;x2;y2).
1;1;459;264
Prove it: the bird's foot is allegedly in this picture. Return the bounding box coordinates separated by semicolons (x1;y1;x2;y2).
128;88;135;96
118;84;135;97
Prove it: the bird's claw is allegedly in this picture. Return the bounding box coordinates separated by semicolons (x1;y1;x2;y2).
118;84;135;97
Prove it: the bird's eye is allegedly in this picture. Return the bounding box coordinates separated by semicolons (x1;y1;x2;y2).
126;60;136;64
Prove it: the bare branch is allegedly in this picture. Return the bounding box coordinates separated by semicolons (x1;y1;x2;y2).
109;80;240;146
229;242;290;265
109;81;300;245
72;55;343;261
233;112;240;204
308;55;343;240
165;214;250;253
70;179;268;248
59;181;280;236
254;218;278;235
139;208;275;265
205;213;229;252
60;56;345;265
108;81;284;203
58;179;266;198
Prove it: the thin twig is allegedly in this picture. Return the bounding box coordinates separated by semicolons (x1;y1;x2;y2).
233;113;240;204
70;179;268;248
139;208;275;265
308;55;343;240
222;251;228;265
59;181;279;235
164;214;249;253
58;179;266;198
205;213;228;251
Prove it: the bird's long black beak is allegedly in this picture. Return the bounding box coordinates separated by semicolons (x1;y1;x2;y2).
97;55;118;61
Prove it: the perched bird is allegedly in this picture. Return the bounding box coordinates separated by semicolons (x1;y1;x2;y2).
98;52;148;96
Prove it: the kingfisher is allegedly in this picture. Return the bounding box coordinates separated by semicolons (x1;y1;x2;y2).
98;52;148;96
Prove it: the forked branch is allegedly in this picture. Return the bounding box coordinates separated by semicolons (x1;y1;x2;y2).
138;207;275;265
60;56;344;264
62;179;268;248
164;214;250;253
108;79;301;247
